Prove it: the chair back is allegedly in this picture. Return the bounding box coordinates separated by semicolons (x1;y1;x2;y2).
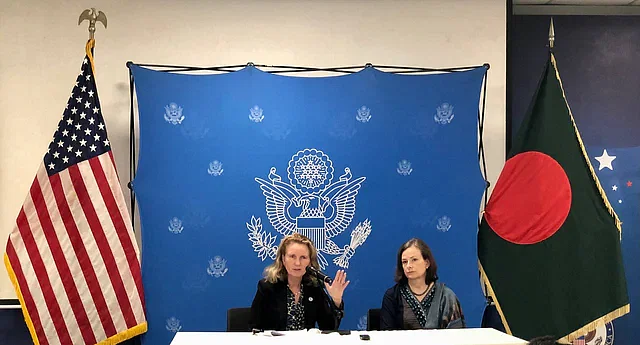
367;308;381;331
227;307;252;332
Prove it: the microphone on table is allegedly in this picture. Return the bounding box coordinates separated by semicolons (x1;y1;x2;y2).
306;266;333;284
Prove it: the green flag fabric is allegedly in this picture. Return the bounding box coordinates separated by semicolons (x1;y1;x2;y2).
478;53;629;342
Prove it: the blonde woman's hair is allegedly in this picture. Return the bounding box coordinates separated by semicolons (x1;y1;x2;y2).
264;233;321;284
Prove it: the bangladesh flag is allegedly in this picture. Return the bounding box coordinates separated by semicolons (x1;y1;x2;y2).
478;52;629;342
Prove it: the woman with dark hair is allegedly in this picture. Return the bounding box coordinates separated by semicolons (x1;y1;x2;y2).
249;233;349;331
380;238;465;330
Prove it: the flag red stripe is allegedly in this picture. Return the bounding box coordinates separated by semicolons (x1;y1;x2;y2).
94;155;145;316
108;150;119;179
88;157;138;328
107;151;146;312
49;172;118;337
68;163;135;335
6;241;50;345
30;175;96;344
16;206;71;345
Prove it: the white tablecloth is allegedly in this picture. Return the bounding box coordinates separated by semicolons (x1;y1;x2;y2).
170;328;528;345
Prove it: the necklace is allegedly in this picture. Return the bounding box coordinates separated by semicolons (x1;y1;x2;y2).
411;287;428;296
288;284;302;297
410;282;432;296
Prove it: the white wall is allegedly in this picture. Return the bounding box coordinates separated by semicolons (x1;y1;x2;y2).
0;0;506;299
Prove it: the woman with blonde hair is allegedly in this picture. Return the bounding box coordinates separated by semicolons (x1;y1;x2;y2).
249;233;349;331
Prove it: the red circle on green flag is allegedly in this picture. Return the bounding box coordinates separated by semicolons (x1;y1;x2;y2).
484;151;571;244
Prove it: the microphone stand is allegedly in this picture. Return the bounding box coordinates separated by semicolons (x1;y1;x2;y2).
307;267;343;331
320;283;343;331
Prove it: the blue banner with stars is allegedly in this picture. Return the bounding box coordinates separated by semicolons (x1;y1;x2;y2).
587;146;640;345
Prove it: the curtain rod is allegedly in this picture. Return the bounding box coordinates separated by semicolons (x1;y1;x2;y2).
126;61;490;75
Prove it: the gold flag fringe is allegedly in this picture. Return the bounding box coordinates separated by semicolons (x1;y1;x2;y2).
560;305;629;343
4;254;41;345
550;53;623;237
478;262;513;335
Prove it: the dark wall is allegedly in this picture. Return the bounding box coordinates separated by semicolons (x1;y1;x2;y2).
509;15;640;150
0;308;34;345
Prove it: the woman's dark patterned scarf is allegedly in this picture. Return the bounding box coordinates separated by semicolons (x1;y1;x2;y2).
286;284;305;330
400;283;437;328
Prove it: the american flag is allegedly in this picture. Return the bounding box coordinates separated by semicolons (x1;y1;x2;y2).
572;339;586;345
4;40;146;345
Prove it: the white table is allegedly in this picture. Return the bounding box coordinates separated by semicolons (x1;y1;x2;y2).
170;328;528;345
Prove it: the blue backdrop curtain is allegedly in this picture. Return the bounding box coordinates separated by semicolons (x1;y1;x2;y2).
129;65;487;345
